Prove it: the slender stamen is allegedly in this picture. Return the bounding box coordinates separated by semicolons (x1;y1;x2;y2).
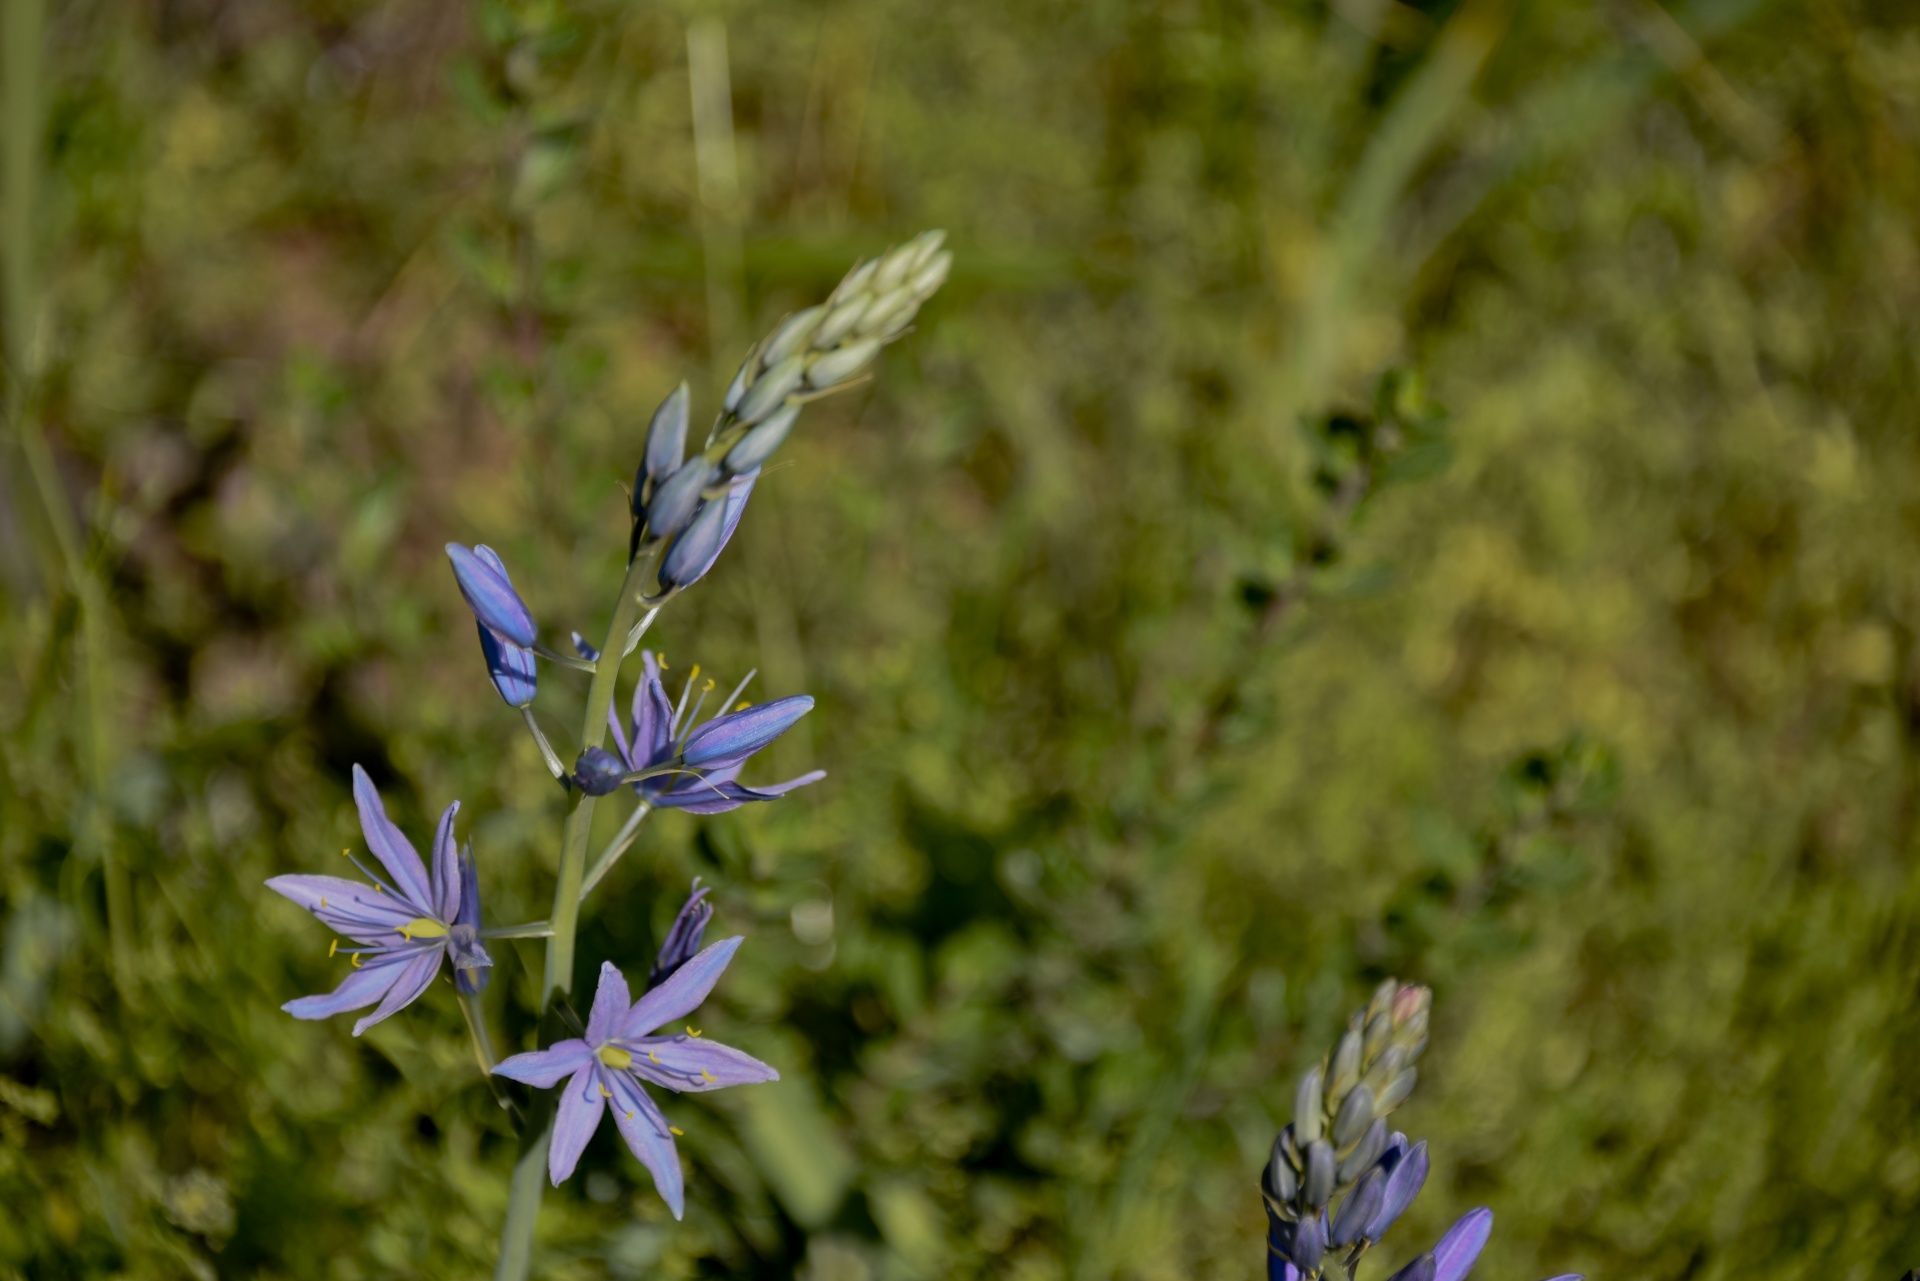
339;848;408;903
671;665;700;737
717;669;756;718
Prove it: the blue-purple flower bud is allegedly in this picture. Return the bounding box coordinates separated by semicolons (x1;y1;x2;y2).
643;383;690;489
1386;1254;1437;1281
649;881;713;989
448;544;538;650
1291;1212;1326;1274
572;746;628;797
1367;1139;1428;1241
659;473;756;592
682;695;815;771
477;622;538;707
1303;1139;1334;1209
1431;1209;1493;1281
642;458;716;543
1331;1167;1384;1248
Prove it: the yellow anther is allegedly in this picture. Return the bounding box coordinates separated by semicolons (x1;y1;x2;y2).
329;939;338;957
649;1049;660;1064
703;678;715;692
658;655;668;669
627;1111;636;1120
686;1026;702;1037
701;1070;716;1083
688;664;701;683
320;895;328;908
375;884;386;894
342;848;351;858
599;1083;611;1098
597;1045;634;1070
669;1126;684;1136
351;952;364;968
735;702;751;711
401;917;447;941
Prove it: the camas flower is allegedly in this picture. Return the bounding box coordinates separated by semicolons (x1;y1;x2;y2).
650;880;713;989
605;651;824;814
265;765;492;1035
491;942;778;1214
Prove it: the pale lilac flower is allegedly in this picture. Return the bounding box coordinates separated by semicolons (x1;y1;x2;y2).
266;765;492;1035
605;651;823;814
491;942;778;1214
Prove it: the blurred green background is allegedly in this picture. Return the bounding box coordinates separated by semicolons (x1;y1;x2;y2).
4;0;1920;1277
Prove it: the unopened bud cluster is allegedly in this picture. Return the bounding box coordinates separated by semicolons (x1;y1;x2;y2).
1263;980;1433;1279
629;230;953;588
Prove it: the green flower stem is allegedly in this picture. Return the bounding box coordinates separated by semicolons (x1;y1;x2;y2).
579;802;652;902
495;546;660;1281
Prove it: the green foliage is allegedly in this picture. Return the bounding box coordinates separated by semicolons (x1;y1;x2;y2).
4;0;1920;1279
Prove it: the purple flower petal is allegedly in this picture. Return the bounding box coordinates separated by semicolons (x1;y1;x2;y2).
430;802;461;923
1370;1138;1429;1240
655;770;827;814
607;1068;685;1218
477;624;538;708
618;936;742;1039
629;1034;779;1092
351;947;445;1036
658;472;756;590
1386;1255;1437;1281
494;1038;595;1087
587;961;633;1046
633;653;675;763
266;874;418;943
681;696;814;771
456;845;483;931
351;765;435;913
1432;1209;1494;1281
549;1064;608;1185
281;956;407;1021
447;543;538;648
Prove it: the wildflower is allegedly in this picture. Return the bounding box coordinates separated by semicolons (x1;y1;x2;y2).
491;944;778;1213
447;544;538;707
266;765;492;1034
605;651;823;814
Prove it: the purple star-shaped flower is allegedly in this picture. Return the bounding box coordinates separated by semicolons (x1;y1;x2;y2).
265;765;492;1035
603;651;824;814
491;941;778;1214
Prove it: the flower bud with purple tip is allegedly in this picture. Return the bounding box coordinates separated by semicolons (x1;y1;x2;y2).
649;880;713;989
448;544;540;707
658;473;756;593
